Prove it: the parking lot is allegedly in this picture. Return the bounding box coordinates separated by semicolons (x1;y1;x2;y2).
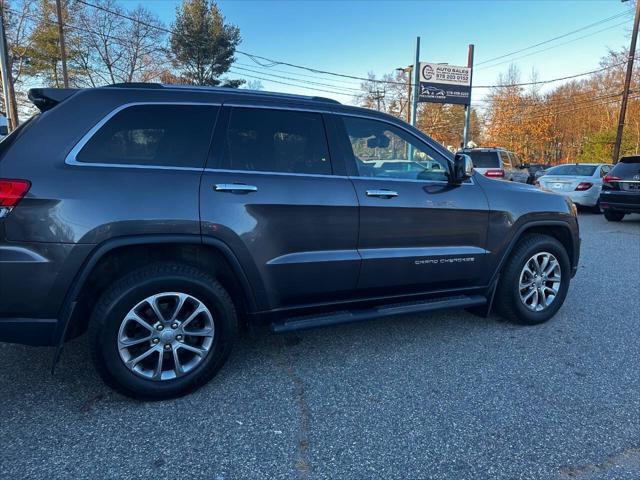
0;212;638;480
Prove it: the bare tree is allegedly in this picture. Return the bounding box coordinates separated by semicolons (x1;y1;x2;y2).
75;0;167;86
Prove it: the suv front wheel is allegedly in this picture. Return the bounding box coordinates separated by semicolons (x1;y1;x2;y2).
89;263;238;400
496;234;570;325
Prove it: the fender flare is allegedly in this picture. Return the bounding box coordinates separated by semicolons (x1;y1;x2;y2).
488;219;579;287
53;234;257;347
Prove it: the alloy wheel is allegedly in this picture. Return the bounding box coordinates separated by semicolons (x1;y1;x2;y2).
518;252;562;312
117;292;215;381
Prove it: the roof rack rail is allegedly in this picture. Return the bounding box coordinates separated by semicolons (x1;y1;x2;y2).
310;96;341;104
103;82;164;89
161;84;342;104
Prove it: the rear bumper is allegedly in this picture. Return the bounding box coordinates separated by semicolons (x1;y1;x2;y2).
0;241;91;319
599;190;640;213
566;189;599;207
0;317;59;346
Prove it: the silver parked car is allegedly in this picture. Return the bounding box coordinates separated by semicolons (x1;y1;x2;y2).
537;163;612;212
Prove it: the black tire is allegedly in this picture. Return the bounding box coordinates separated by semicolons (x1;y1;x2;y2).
495;234;570;325
88;263;237;400
591;201;603;214
604;210;625;222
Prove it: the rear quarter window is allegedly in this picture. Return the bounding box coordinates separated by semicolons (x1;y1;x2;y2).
75;104;219;168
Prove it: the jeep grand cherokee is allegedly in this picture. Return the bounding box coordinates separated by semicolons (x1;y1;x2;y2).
0;84;580;399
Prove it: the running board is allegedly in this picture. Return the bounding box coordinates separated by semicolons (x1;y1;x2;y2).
271;295;487;333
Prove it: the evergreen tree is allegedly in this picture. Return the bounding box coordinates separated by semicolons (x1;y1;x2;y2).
170;0;243;87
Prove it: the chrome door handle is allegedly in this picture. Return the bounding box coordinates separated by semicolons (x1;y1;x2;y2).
366;189;398;198
214;183;258;193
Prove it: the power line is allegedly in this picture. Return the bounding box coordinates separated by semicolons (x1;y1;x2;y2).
475;19;631;72
227;68;355;97
475;59;635;88
48;1;640;92
235;62;364;87
486;91;639;123
231;65;362;93
475;11;632;66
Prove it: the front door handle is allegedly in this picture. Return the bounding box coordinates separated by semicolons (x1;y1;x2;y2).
214;183;258;193
366;189;398;198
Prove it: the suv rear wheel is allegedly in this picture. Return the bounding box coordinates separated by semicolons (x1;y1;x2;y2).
496;234;570;325
604;210;625;222
88;263;237;400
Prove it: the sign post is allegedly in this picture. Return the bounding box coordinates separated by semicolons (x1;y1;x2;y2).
462;44;475;148
409;39;474;147
410;37;420;127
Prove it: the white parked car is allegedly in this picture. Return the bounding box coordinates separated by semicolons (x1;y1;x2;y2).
537;163;612;212
0;115;8;141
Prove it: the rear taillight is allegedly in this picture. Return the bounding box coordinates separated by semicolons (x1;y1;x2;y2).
484;169;505;178
603;175;621;184
575;182;593;191
0;179;30;207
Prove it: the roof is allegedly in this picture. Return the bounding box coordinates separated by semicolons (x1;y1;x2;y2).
29;82;342;112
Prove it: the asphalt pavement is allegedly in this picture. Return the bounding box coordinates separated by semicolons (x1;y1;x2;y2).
1;212;639;480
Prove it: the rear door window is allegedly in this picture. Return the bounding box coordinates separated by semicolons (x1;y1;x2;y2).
221;107;332;175
75;104;219;168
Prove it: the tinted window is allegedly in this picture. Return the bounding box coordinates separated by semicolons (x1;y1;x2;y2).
467;151;500;168
76;104;218;168
500;151;512;168
510;152;523;167
546;165;597;176
222;108;331;175
612;156;640;178
341;116;449;182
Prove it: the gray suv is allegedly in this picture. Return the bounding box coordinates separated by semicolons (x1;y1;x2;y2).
461;147;530;183
0;84;580;399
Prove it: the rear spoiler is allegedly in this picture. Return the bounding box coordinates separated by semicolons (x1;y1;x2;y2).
28;88;79;112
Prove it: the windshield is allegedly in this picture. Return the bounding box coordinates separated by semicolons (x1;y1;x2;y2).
466;151;499;168
546;164;596;176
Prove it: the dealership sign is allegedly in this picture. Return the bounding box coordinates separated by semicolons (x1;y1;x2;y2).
418;63;472;105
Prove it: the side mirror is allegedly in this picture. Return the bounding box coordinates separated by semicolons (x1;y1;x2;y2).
453;153;474;182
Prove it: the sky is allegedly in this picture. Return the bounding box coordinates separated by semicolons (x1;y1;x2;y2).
118;0;636;105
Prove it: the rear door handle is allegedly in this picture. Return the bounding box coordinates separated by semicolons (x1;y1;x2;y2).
214;183;258;193
366;189;398;198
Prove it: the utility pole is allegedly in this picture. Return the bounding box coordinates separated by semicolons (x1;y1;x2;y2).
55;0;69;88
396;65;413;122
462;44;475;149
369;87;385;111
411;36;421;127
612;0;639;163
0;1;18;131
